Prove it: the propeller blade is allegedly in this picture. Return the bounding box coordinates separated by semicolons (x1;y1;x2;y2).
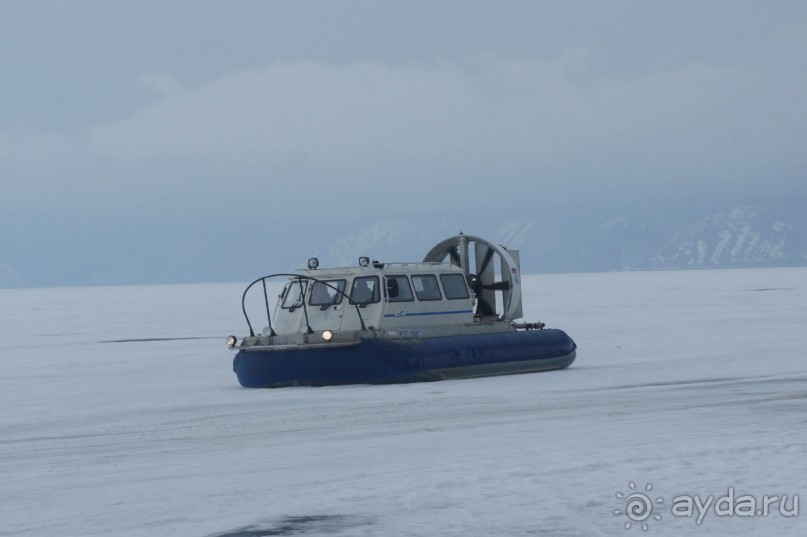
476;296;496;317
477;246;494;276
474;243;497;317
449;246;461;267
483;280;511;291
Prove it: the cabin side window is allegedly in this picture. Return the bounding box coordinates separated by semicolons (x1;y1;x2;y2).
349;276;380;305
309;279;347;306
386;275;414;302
411;274;442;301
440;273;470;300
281;280;308;309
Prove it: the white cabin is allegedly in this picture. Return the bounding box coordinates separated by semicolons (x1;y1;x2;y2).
269;261;478;339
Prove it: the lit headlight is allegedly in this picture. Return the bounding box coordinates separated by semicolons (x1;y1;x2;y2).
226;335;237;347
322;330;333;342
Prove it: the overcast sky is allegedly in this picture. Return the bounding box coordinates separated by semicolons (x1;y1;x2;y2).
2;1;806;285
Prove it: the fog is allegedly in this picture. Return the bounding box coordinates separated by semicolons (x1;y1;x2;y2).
2;1;806;286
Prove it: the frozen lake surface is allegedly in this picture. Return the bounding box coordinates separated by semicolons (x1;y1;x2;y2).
2;268;806;536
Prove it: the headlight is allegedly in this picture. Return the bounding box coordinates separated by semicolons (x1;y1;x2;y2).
226;335;237;347
308;257;319;269
322;330;333;342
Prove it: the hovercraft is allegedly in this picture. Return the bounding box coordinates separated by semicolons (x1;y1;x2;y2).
228;234;576;387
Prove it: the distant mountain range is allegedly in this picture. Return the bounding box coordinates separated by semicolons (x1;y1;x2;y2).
312;201;807;274
2;198;806;288
649;205;806;269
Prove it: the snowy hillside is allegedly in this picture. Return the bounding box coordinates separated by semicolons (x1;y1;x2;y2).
321;201;807;275
2;198;806;288
650;205;805;268
315;219;457;267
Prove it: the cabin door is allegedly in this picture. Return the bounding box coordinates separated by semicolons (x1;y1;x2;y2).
303;279;348;333
341;275;384;331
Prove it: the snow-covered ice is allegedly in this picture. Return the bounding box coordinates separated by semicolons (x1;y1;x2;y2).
2;268;806;536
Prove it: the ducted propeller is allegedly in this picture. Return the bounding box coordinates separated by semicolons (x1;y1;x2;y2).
424;233;523;321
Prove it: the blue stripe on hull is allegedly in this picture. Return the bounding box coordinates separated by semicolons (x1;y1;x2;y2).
382;309;473;318
232;329;577;388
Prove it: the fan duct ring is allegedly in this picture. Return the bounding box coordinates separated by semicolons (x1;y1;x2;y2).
424;234;523;321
